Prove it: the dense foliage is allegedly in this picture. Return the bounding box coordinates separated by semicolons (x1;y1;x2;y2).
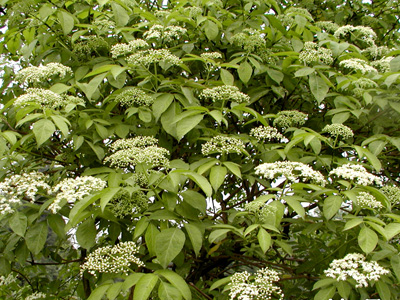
0;0;400;299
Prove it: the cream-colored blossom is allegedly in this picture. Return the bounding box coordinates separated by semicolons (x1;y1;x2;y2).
143;25;187;42
334;25;376;46
202;136;246;156
339;58;377;74
14;88;84;109
355;191;383;209
329;164;382;186
111;39;149;58
299;42;333;65
229;268;284;300
15;63;72;84
80;241;144;277
322;124;354;139
255;161;326;185
127;49;182;67
199;85;250;103
380;185;400;205
273;110;307;128
115;88;154;106
250;126;288;143
324;253;389;288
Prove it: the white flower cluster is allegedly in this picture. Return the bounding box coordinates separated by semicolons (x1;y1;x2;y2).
199;85;250;103
250;126;288;143
229;268;284;300
25;292;47;300
273;110;308;128
352;78;378;89
339;58;377;74
48;176;107;213
329;164;382;186
73;36;109;59
381;185;400;205
245;199;277;223
127;49;182;67
322;124;354;139
0;172;50;215
324;253;389;288
0;274;16;286
278;7;313;27
15;63;72;84
315;21;339;33
183;6;203;18
370;56;393;73
80;241;144;277
200;52;222;60
110;189;148;218
92;19;115;32
334;25;377;46
110;39;149;58
255;161;326;185
232;29;265;53
354;191;383;209
105;136;170;169
143;25;187;42
202;136;246;156
362;45;391;59
14;88;84;109
154;10;171;18
115;88;154;107
299;42;333;65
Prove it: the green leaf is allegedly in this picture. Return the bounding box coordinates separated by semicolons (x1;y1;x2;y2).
314;286;336;300
88;283;112;300
391;255;400;281
181;190;207;213
183;171;212;197
309;73;329;104
25;221;48;255
266;68;284;83
376;280;391;300
210;165;227;192
238;61;252;84
323;195;343;220
209;276;232;291
133;274;159;300
47;214;65;238
57;11;74;35
50;115;70;137
220;69;234;86
145;223;159;257
176;114;204;140
33;119;55;146
76;218;97;250
99;187;121;211
155;228;186;268
343;217;363;231
185;223;203;257
312;278;337;290
223;161;241;178
358;226;378;253
107;282;123;300
76;73;106;101
385;223;400;240
153;94;174;121
257;228;271;253
134;217;149;240
335;281;351;299
390;56;400;72
283;196;305;218
155;269;192;300
158;282;182;300
204;20;218;40
294;67;315;77
122;273;144;292
9;212;27;237
209;229;230;244
111;2;130;26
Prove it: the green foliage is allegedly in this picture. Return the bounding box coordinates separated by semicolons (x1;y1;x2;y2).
0;0;400;299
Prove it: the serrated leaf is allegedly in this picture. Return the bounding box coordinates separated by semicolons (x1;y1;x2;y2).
9;212;27;237
257;228;271;253
314;286;336;300
210;165;227;191
238;61;252;84
156;228;186;269
155;269;192;300
33;119;55;146
358;226;378;253
111;2;129;26
158;282;182;300
57;11;74;35
220;69;234;85
343;217;363;231
134;274;159;300
323;195;343;220
25;221;48;255
185;223;203;257
204;20;218;40
309;73;329;104
76;218;96;249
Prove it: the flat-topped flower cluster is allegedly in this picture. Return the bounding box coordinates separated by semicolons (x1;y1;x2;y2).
250;126;288;143
329;164;382;186
324;253;389;288
199;85;250;104
202;136;246;156
299;41;333;65
273;110;308;128
322;124;354;139
80;241;144;277
104;136;170;169
229;268;284;300
255;161;326;186
115;88;154;107
14;88;84;109
15;63;72;84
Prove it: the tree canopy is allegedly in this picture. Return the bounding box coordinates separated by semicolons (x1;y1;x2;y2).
0;0;400;299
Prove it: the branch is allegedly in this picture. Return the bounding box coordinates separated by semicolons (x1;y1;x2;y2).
189;282;213;300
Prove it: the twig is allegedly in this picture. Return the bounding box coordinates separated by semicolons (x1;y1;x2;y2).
189;282;213;300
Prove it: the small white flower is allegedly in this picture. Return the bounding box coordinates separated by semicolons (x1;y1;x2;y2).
381;185;400;205
14;88;84;109
115;88;154;106
322;124;354;139
299;42;333;65
355;191;383;209
15;63;72;84
80;241;144;277
143;25;187;43
127;49;182;67
339;58;377;74
273;110;308;128
250;126;288;143
329;164;382;186
255;161;326;186
202;136;246;156
324;253;389;288
334;25;376;46
199;85;250;103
